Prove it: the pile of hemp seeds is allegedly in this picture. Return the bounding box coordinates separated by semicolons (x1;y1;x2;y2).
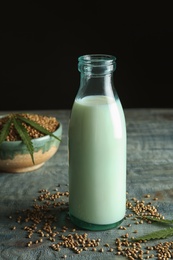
0;113;59;141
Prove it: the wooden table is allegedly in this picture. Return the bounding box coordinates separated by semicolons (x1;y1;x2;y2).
0;109;173;260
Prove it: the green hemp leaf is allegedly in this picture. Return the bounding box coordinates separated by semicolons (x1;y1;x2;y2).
133;215;173;242
134;227;173;241
0;118;12;143
13;117;35;164
143;216;173;225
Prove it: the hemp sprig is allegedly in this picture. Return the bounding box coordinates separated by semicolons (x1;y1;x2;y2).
134;216;173;241
0;113;61;164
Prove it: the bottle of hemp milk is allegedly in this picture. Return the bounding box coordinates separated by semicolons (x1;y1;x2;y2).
68;54;126;231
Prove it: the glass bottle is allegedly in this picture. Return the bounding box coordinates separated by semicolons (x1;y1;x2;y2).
68;54;126;231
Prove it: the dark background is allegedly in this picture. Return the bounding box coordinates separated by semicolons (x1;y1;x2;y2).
1;2;173;111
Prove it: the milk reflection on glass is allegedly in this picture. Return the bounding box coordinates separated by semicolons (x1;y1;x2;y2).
68;94;126;227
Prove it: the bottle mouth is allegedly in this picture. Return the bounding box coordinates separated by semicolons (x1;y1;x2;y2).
78;54;116;74
78;54;116;65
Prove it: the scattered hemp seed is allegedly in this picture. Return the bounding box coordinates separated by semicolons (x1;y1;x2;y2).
153;197;158;201
133;230;138;233
144;194;151;198
7;187;171;259
11;226;16;230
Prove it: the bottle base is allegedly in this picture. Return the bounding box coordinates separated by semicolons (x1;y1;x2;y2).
69;213;124;231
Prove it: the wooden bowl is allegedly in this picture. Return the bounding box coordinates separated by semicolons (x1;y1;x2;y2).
0;123;62;173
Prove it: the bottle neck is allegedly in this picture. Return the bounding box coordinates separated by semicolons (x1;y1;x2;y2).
77;54;117;99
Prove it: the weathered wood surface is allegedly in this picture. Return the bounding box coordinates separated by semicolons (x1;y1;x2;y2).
0;109;173;260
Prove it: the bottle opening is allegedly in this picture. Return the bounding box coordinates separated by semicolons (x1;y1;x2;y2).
78;54;116;75
78;54;116;65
